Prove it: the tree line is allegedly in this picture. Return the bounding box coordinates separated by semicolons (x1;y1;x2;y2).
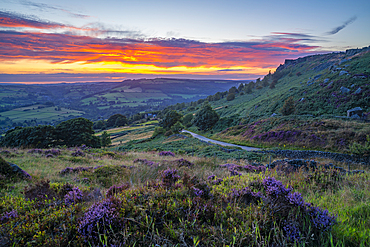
0;118;102;148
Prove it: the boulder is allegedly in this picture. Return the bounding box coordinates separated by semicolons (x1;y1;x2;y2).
0;155;31;180
340;86;350;94
339;71;349;76
354;87;362;95
347;107;363;118
324;78;329;83
270;113;277;117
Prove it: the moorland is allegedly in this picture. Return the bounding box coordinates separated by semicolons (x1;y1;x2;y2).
1;46;370;246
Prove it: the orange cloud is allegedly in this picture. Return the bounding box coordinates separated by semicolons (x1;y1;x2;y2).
0;11;322;81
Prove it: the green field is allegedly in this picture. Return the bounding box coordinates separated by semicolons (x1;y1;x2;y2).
0;105;84;123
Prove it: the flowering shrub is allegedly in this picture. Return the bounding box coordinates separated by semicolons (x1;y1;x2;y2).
27;149;43;154
0;210;18;223
45;154;54;158
133;158;158;166
106;183;130;197
229;187;262;205
44;149;61;156
161;168;181;188
207;175;223;185
71;150;85;157
172;158;194;167
261;177;337;242
159;151;175;157
23;179;56;201
78;197;123;244
64;187;83;206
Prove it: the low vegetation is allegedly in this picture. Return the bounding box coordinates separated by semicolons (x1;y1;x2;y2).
0;147;369;246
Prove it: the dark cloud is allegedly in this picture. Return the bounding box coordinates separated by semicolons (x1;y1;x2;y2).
217;69;244;72
19;0;90;18
326;16;357;35
0;10;68;29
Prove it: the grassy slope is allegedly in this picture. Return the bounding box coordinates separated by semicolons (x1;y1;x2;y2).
185;49;370;153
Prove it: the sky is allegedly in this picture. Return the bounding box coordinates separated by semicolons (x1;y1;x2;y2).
0;0;369;83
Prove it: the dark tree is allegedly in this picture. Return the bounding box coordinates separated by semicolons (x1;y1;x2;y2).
159;110;183;129
227;93;235;101
115;116;128;127
181;113;194;127
100;131;112;147
280;97;295;116
55;118;101;147
269;80;277;89
192;104;219;131
107;114;127;128
93;120;106;130
229;86;238;94
0;125;55;148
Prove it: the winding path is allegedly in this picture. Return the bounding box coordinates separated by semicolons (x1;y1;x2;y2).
181;130;260;151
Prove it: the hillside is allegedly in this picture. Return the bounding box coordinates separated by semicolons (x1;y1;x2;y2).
172;46;370;153
207;46;370;120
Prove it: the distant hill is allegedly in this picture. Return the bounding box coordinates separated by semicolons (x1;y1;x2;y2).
0;78;242;129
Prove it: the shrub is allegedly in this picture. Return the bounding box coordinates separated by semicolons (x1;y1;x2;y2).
64;187;83;206
106;183;130;197
226;93;235;101
161;168;181;188
349;135;370;156
71;150;85;157
23;180;56;201
159;151;175;157
152;126;165;137
192;103;220;131
78;197;124;245
280;96;296;115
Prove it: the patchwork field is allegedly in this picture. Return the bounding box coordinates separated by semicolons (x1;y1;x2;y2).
0;105;84;124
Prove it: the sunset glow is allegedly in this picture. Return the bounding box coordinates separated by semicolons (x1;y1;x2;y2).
0;0;369;83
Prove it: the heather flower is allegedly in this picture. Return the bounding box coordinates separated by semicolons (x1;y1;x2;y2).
0;210;18;223
173;158;194;167
159;151;175;157
263;177;291;198
229;187;262;205
106;183;130;197
307;206;337;231
28;149;43;154
44;149;61;156
45;154;54;158
78;198;123;244
71;150;85;157
161;168;181;188
230;169;242;176
287;192;305;207
64;186;83;206
192;187;204;197
283;220;301;242
133;158;158;166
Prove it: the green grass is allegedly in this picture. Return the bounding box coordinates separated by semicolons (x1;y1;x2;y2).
0;105;84;123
